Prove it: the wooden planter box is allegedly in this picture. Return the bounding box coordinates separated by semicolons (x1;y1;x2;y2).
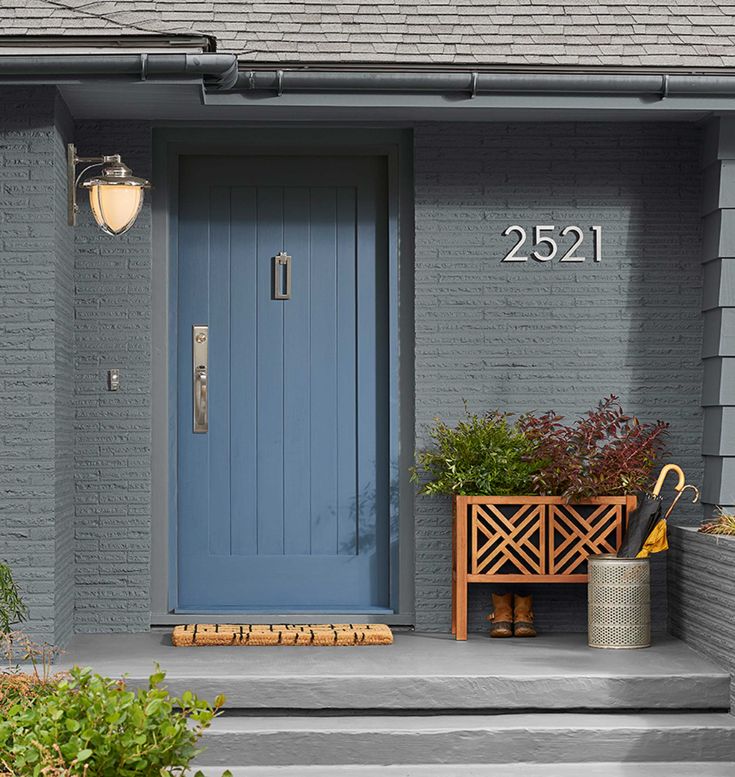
451;494;637;640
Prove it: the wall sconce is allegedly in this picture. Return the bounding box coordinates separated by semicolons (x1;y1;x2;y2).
67;143;151;235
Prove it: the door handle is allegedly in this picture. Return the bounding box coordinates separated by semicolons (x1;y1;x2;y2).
273;251;292;300
193;325;208;433
194;365;207;433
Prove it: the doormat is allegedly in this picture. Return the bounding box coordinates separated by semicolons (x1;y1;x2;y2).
171;623;393;647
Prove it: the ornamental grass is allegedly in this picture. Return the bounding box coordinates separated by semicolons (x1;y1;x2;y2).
699;508;735;537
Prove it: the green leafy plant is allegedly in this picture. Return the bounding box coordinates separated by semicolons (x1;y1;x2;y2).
699;508;735;537
0;563;26;635
412;397;668;499
411;409;544;495
0;665;230;777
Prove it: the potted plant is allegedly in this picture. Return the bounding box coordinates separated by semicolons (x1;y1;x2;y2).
412;396;668;639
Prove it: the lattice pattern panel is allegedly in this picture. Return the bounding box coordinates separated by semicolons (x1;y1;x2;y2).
462;499;629;582
549;504;624;576
471;504;546;576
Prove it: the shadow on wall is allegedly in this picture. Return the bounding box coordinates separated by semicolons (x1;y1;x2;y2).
413;122;704;633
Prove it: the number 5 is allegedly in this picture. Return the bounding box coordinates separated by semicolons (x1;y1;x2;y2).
531;225;557;262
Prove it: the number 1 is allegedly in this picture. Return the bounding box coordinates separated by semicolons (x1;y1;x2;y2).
591;226;602;262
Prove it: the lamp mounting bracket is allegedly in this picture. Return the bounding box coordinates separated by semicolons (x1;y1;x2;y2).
67;143;125;226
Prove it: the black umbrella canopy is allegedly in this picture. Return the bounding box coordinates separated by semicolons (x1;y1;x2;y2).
617;492;663;558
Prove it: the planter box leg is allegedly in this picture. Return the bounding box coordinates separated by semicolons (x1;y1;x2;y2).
451;498;457;635
455;497;468;640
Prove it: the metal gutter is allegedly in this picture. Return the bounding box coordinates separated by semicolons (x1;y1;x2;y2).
0;35;215;53
234;69;735;99
0;54;238;90
1;55;735;102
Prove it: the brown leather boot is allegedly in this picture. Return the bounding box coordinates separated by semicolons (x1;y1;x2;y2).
513;594;537;637
486;592;513;638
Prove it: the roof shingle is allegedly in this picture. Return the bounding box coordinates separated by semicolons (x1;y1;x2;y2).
2;0;735;67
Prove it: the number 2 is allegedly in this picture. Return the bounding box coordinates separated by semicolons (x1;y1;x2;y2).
559;226;585;262
501;225;528;261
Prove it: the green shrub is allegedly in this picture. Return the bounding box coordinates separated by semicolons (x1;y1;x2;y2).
411;409;543;495
0;563;26;636
0;665;230;777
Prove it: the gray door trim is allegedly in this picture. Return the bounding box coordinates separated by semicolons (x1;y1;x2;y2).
150;127;415;625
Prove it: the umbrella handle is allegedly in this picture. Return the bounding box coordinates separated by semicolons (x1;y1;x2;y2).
663;483;700;521
652;464;686;497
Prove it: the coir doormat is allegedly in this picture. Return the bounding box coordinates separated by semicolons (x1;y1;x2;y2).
171;623;393;647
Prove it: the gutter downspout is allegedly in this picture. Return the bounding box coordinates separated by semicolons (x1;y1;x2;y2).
0;54;238;90
235;70;735;99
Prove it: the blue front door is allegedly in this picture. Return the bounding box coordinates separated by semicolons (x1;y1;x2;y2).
176;155;391;612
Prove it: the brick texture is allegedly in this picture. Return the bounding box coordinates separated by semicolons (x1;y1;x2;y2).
53;96;75;646
73;121;152;633
1;111;707;639
669;526;735;711
0;86;74;643
413;122;704;632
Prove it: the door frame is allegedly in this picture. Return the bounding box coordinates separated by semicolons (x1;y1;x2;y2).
150;127;415;625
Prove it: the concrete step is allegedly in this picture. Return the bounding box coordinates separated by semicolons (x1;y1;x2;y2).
57;632;732;712
193;712;735;766
196;765;735;777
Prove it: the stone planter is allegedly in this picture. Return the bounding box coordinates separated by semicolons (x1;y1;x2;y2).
668;524;735;710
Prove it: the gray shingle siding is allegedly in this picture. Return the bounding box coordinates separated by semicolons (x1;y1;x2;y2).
73;120;153;633
413;122;704;632
2;1;735;68
700;117;735;511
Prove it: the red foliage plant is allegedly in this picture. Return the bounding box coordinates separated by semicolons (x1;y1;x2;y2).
518;395;668;500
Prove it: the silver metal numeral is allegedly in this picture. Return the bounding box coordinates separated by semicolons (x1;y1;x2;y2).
502;225;602;263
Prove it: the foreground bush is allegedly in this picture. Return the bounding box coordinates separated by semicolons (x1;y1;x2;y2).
0;665;228;776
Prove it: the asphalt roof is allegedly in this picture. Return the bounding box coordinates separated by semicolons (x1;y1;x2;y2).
2;0;735;68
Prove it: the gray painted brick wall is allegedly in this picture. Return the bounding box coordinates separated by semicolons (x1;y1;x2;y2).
53;96;75;646
669;525;735;710
0;86;74;643
73;121;153;633
40;118;704;636
413;122;704;632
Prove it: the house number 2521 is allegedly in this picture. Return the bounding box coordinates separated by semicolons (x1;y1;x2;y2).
502;225;602;263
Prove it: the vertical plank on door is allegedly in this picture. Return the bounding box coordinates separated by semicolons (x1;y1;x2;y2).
256;187;285;555
356;177;378;560
177;161;211;575
309;187;339;555
207;186;232;555
336;187;358;555
230;187;258;556
283;188;312;555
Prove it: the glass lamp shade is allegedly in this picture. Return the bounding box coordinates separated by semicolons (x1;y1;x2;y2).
87;183;144;235
80;158;150;236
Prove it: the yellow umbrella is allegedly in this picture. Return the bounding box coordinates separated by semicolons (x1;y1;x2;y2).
637;465;699;558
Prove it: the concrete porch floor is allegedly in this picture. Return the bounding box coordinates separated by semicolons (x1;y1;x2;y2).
55;631;732;711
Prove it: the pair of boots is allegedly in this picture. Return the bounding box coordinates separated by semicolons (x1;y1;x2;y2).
486;593;536;638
